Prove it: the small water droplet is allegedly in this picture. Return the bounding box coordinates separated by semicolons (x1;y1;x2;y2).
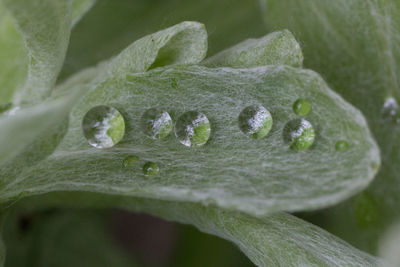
382;97;400;123
0;103;12;114
143;162;159;176
238;105;273;139
141;108;173;139
335;140;349;151
175;111;211;147
82;105;125;148
170;78;178;89
122;155;139;168
293;98;311;116
283;119;315;151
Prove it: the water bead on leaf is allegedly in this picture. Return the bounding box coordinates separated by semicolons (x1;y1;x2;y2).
82;105;125;148
293;98;311;116
141;108;173;139
382;97;400;124
175;111;211;147
238;105;273;139
335;140;350;151
143;162;159;176
283;118;315;151
122;155;139;168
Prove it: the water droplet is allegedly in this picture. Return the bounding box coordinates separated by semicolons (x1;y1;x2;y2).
122;155;139;168
335;140;349;151
170;78;178;89
0;103;12;114
82;105;125;148
175;111;211;147
141;108;173;139
143;162;159;176
283;119;315;151
238;105;273;139
293;98;311;116
382;97;400;123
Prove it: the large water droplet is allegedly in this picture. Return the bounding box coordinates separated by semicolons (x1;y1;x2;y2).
283;119;315;151
175;111;211;147
82;105;125;148
143;162;159;176
335;140;349;151
122;155;139;168
141;108;173;139
238;105;273;139
382;97;400;123
293;98;311;116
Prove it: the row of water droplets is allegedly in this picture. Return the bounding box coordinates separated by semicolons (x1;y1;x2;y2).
80;97;351;175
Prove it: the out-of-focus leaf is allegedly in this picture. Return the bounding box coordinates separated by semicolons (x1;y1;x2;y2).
262;0;400;253
71;0;96;28
0;2;27;105
2;0;73;104
3;209;137;267
0;0;96;105
60;0;266;80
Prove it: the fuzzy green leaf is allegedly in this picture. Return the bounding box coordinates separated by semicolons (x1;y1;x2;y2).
1;62;379;216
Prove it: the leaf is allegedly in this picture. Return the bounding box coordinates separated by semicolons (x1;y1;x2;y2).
60;0;266;80
3;209;138;267
203;30;303;68
12;191;384;267
262;0;400;253
1;62;379;216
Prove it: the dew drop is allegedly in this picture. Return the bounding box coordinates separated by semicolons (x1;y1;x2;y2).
170;78;178;89
283;118;315;151
293;98;311;116
143;162;159;176
141;108;173;139
175;111;211;147
335;140;350;151
238;105;273;139
82;105;125;148
122;155;139;168
382;97;400;123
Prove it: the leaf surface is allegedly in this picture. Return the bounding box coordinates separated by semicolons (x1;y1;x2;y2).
1;63;379;215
